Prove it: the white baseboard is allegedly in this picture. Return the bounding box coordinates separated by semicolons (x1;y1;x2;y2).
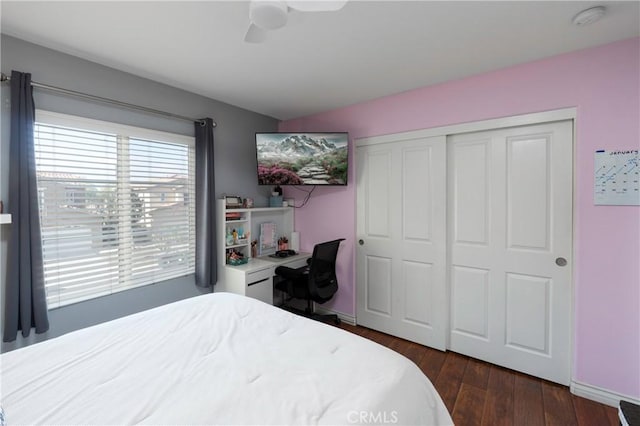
571;380;640;408
313;306;356;325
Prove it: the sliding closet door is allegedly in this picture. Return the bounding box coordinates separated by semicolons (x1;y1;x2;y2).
448;121;573;385
356;136;447;350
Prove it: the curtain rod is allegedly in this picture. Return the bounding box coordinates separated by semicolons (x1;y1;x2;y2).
0;72;214;127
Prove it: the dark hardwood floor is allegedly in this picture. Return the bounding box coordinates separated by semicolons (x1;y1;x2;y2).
337;323;619;426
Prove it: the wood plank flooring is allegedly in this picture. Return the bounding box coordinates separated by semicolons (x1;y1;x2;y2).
337;323;618;426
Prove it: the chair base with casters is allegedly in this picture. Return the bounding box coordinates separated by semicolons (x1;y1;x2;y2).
274;238;345;326
277;294;341;325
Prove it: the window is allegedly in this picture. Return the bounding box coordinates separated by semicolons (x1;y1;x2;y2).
34;111;196;309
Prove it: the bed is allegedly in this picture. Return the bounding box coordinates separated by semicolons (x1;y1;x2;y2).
1;292;452;425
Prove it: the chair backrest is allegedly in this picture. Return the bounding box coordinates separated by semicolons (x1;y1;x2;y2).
308;238;344;303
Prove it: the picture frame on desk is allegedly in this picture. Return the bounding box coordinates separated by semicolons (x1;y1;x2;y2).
259;222;277;256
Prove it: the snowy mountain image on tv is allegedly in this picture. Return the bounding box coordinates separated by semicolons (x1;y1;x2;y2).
256;133;348;185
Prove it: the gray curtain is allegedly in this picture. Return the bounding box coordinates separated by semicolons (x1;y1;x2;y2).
3;71;49;342
194;118;217;288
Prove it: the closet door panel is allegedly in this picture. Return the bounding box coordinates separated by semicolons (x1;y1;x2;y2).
449;121;572;385
357;136;447;350
450;265;489;340
402;146;433;243
364;150;392;238
506;135;551;251
505;273;550;355
451;139;490;246
402;260;433;326
364;255;392;316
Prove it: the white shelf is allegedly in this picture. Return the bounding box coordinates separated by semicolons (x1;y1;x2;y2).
225;206;291;213
225;219;249;224
226;243;249;249
0;214;12;224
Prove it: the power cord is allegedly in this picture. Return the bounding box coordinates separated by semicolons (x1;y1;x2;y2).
290;185;316;208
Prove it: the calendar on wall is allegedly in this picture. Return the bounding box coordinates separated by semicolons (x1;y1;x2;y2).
594;149;640;205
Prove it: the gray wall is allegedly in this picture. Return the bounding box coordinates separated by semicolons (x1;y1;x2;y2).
0;35;279;352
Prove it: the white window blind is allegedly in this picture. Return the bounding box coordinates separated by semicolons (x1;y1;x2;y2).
34;111;196;309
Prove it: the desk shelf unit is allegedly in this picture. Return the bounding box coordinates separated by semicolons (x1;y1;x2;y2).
222;209;251;264
216;200;306;305
218;200;294;265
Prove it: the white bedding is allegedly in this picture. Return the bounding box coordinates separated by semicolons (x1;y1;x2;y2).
1;293;452;425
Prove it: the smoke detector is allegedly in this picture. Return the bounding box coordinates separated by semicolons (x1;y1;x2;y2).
572;6;606;26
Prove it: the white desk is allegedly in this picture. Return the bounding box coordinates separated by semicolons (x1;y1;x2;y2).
216;252;311;305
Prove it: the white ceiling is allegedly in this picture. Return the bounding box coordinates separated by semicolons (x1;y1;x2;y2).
1;1;639;120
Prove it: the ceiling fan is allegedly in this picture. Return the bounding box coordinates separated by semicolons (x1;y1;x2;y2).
244;0;348;43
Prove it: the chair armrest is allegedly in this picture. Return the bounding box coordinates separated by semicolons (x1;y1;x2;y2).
275;265;307;280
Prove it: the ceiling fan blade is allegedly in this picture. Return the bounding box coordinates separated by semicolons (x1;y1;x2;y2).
244;23;268;43
286;0;347;12
249;1;289;30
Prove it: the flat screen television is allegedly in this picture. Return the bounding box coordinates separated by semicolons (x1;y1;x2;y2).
256;132;348;186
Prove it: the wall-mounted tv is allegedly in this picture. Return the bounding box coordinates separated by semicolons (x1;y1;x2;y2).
256;132;348;186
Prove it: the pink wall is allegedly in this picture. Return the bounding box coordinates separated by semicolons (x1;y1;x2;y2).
280;38;640;398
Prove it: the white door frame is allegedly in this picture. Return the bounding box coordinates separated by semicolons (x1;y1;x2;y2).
355;107;576;381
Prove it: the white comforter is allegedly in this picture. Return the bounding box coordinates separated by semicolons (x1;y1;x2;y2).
1;293;452;425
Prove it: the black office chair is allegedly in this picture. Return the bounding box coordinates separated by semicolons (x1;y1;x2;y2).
274;238;345;325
